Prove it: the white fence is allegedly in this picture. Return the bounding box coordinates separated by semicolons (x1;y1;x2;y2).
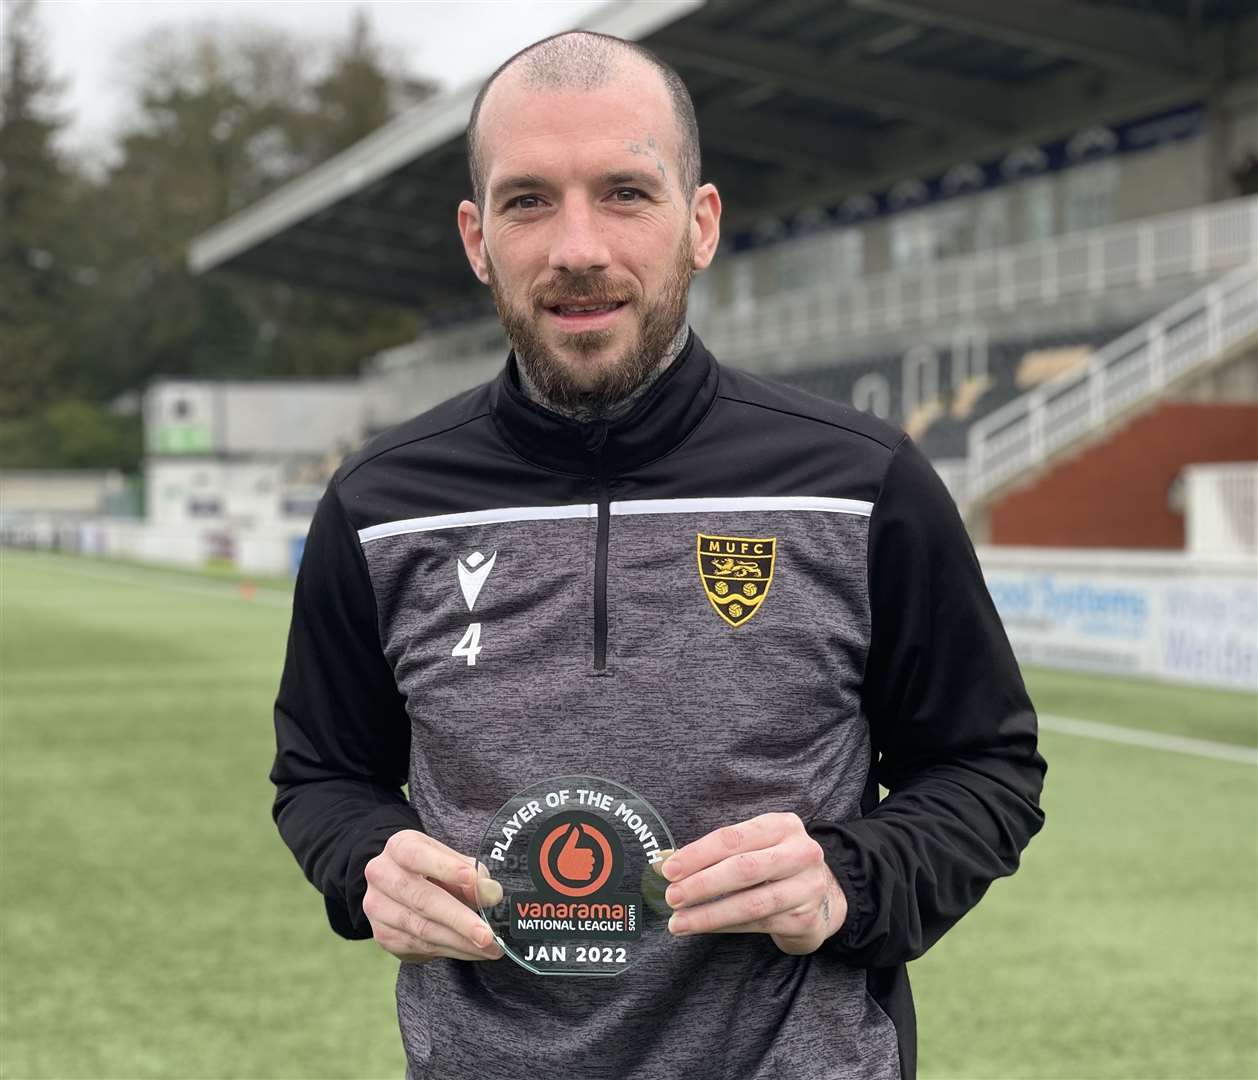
2;515;310;577
967;262;1258;500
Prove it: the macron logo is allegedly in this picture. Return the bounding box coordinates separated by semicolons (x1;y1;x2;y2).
457;550;497;611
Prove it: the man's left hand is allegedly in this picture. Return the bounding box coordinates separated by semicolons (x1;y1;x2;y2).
660;812;847;955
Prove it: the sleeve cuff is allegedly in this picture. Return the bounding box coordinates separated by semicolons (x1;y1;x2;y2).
328;804;422;939
808;819;877;958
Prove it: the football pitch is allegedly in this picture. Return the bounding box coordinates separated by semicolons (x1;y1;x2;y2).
2;550;1255;1079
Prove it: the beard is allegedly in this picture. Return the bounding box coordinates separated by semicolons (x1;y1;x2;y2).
487;232;693;416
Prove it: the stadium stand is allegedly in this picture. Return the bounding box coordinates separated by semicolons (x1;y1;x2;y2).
160;0;1255;595
775;322;1136;460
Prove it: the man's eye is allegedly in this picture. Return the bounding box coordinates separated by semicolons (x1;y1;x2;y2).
506;195;542;210
612;189;644;203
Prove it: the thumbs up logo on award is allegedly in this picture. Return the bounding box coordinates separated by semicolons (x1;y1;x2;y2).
557;825;595;881
540;821;613;896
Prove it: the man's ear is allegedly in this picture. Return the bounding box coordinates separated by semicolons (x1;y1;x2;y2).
689;183;721;271
457;199;490;284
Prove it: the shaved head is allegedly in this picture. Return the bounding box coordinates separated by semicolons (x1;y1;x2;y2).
454;28;721;421
467;30;700;212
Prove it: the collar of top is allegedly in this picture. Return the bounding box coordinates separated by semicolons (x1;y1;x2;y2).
489;328;719;476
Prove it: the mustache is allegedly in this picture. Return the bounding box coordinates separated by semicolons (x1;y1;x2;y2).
532;277;637;309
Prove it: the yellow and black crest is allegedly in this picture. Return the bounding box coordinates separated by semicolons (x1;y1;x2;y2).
697;534;776;628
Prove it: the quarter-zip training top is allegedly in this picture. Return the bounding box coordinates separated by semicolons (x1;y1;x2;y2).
271;329;1046;1080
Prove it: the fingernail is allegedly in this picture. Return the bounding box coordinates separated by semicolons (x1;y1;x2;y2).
652;849;675;878
477;877;503;905
665;885;681;907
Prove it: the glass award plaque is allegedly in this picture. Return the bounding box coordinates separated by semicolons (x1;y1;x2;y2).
475;775;675;977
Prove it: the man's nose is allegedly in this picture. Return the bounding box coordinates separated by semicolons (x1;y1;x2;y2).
548;200;611;275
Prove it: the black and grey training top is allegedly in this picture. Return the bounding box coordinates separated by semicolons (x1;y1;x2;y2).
271;329;1046;1080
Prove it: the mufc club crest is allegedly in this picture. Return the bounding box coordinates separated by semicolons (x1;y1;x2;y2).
696;534;776;627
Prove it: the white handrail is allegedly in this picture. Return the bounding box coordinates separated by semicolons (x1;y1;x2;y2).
705;195;1258;362
966;262;1258;502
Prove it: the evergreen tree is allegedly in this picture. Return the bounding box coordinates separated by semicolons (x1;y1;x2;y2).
306;10;393;161
0;0;82;417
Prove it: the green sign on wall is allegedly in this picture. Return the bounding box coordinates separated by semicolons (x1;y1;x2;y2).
155;426;213;454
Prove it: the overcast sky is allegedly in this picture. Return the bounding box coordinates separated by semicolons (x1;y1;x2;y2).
35;0;609;165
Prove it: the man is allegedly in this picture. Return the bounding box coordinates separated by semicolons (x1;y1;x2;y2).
271;30;1045;1080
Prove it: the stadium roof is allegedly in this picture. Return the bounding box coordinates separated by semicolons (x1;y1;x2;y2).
188;0;1258;312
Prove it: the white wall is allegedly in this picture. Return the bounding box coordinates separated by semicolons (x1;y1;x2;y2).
147;459;276;527
144;381;364;457
219;383;363;456
144;458;323;534
73;518;310;576
0;470;127;515
1183;462;1258;558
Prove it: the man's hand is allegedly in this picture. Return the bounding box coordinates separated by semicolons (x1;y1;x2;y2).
363;829;505;964
660;812;847;955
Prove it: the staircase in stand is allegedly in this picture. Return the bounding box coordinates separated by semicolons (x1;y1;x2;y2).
966;262;1258;505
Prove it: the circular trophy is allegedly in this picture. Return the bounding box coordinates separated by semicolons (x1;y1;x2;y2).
475;775;675;977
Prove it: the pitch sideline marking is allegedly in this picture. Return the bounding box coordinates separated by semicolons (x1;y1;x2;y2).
1040;713;1257;766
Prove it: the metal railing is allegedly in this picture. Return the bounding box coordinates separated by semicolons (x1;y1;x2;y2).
705;196;1258;362
966;262;1258;502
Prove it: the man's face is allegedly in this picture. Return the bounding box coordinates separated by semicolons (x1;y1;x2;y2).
485;226;693;413
458;63;720;413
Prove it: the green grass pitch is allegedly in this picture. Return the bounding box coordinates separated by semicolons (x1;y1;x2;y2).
2;550;1255;1078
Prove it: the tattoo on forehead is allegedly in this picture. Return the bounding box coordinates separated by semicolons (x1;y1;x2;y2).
626;133;675;205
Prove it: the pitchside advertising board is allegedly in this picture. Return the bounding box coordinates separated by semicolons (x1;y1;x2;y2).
980;550;1257;692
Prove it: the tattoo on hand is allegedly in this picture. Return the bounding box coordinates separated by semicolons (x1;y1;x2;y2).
821;891;833;926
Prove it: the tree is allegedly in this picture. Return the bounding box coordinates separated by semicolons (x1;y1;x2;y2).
74;20;311;395
0;0;87;417
1;7;431;468
305;10;393;162
0;399;140;470
83;13;422;397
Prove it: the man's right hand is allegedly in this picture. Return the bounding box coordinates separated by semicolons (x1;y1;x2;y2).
363;829;505;964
